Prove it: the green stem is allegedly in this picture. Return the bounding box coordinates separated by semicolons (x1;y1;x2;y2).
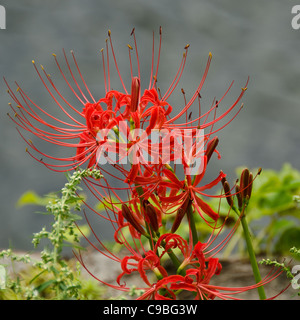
187;203;198;246
166;246;182;273
239;206;266;300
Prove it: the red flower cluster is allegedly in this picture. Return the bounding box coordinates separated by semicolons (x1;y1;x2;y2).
7;28;286;300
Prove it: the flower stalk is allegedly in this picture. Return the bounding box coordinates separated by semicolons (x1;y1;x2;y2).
240;204;266;300
225;168;266;300
186;201;199;246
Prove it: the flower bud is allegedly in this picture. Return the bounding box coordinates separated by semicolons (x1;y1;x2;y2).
240;168;250;199
171;198;191;233
235;184;243;209
247;172;253;200
143;200;159;232
205;137;219;163
171;207;186;234
221;178;234;207
130;77;140;112
121;203;146;236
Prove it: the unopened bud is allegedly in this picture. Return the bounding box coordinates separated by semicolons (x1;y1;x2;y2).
247;172;253;199
222;179;234;207
130;77;140;112
235;184;243;209
171;198;191;233
205;137;219;163
240;168;250;199
143;200;159;232
121;204;145;236
171;208;186;233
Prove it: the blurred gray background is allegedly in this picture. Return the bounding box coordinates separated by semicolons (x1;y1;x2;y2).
1;0;300;250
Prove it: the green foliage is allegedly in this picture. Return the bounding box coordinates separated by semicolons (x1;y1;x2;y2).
203;163;300;257
260;246;300;297
0;168;106;300
16;190;50;208
259;258;294;280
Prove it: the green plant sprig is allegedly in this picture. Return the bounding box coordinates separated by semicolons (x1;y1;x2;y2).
0;168;103;300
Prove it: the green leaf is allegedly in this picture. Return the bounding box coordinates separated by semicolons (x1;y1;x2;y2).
16;191;49;208
34;279;56;293
29;269;47;285
274;227;300;254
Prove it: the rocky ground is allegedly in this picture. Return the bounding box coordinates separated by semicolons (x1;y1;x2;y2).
79;249;298;300
1;248;298;300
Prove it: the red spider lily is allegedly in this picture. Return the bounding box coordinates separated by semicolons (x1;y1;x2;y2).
134;231;288;300
71;160;289;300
6;27;248;178
74;217;288;300
157;155;226;224
137;262;287;300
